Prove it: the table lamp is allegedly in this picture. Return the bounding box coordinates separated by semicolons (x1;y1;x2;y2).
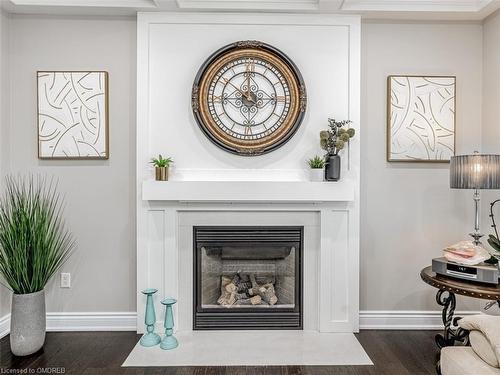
450;153;500;244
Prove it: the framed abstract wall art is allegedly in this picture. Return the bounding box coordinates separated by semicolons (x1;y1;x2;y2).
37;71;109;159
387;75;456;162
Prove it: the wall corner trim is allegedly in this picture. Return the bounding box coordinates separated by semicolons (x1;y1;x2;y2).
0;313;10;338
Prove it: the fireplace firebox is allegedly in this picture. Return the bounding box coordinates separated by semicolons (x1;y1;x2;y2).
193;226;303;330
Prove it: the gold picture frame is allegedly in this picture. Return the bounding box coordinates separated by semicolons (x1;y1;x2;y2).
37;71;109;160
387;75;456;163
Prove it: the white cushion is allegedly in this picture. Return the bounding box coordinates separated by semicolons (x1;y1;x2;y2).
441;347;500;375
470;330;500;368
459;315;500;365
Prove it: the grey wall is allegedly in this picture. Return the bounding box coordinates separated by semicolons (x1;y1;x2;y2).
4;15;137;313
0;8;10;318
481;11;500;275
482;11;500;153
360;22;483;311
0;14;495;319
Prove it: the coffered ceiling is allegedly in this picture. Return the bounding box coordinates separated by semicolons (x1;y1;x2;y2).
2;0;499;20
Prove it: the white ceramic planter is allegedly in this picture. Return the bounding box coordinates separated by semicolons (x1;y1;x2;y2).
10;290;46;356
309;169;324;182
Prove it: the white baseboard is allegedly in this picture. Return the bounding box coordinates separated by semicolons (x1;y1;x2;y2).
0;314;10;338
46;312;137;332
0;312;136;338
0;310;483;337
359;310;481;330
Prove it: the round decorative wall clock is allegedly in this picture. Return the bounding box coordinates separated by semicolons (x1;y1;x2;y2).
191;40;307;156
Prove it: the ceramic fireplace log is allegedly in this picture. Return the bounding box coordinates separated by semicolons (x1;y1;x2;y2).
232;272;253;293
234;295;262;305
217;273;279;306
220;276;231;292
249;274;258;289
217;290;237;306
225;283;237;293
217;276;236;306
259;285;278;305
248;274;278;305
218;288;263;306
234;292;248;300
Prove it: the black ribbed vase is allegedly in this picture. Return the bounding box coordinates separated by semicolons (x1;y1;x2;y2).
325;155;341;181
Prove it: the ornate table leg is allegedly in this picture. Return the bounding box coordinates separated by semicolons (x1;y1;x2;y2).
435;290;470;348
434;290;470;374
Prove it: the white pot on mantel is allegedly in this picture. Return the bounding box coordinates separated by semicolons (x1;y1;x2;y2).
309;168;324;182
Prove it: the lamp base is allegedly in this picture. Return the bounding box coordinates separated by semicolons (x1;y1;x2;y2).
469;232;484;245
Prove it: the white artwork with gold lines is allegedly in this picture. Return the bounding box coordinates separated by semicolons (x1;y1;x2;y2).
37;71;108;159
387;75;455;162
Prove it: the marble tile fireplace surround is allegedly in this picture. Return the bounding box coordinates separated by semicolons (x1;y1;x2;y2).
136;13;360;333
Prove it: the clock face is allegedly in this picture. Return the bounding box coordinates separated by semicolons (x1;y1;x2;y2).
192;41;307;156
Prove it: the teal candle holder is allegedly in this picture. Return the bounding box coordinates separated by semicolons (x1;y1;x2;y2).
140;288;161;347
160;297;178;350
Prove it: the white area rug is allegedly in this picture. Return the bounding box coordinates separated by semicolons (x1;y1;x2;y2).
122;331;373;367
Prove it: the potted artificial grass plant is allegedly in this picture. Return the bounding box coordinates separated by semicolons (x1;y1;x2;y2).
0;176;75;356
307;156;325;182
150;154;173;181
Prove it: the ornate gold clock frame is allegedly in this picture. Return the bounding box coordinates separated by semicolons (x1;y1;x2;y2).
192;41;307;156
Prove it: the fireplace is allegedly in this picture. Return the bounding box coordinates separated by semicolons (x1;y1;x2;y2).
193;226;303;330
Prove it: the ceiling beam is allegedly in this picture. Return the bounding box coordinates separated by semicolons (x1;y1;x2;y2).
341;0;493;13
3;0;500;20
175;0;320;11
10;0;158;8
317;0;344;11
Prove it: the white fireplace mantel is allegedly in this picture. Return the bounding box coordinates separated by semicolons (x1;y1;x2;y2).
142;180;355;202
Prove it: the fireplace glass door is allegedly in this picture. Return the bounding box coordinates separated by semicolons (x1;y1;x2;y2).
193;226;303;330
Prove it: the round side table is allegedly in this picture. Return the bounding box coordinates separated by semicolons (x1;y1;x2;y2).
420;266;500;373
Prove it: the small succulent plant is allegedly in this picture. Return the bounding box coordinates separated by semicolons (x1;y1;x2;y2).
320;118;355;156
150;154;173;168
307;155;326;169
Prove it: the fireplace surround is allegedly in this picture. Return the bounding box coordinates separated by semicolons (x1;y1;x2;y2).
137;202;358;333
137;13;360;333
193;226;303;330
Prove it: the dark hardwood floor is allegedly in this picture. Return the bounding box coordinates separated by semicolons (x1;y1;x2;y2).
0;330;439;375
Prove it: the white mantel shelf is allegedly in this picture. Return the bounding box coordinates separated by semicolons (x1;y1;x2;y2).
142;180;355;203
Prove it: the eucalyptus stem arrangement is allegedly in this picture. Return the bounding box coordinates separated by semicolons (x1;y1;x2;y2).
0;176;75;294
320;118;355;181
320;118;355;157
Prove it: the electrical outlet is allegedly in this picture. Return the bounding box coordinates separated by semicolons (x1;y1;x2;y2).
60;273;71;288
